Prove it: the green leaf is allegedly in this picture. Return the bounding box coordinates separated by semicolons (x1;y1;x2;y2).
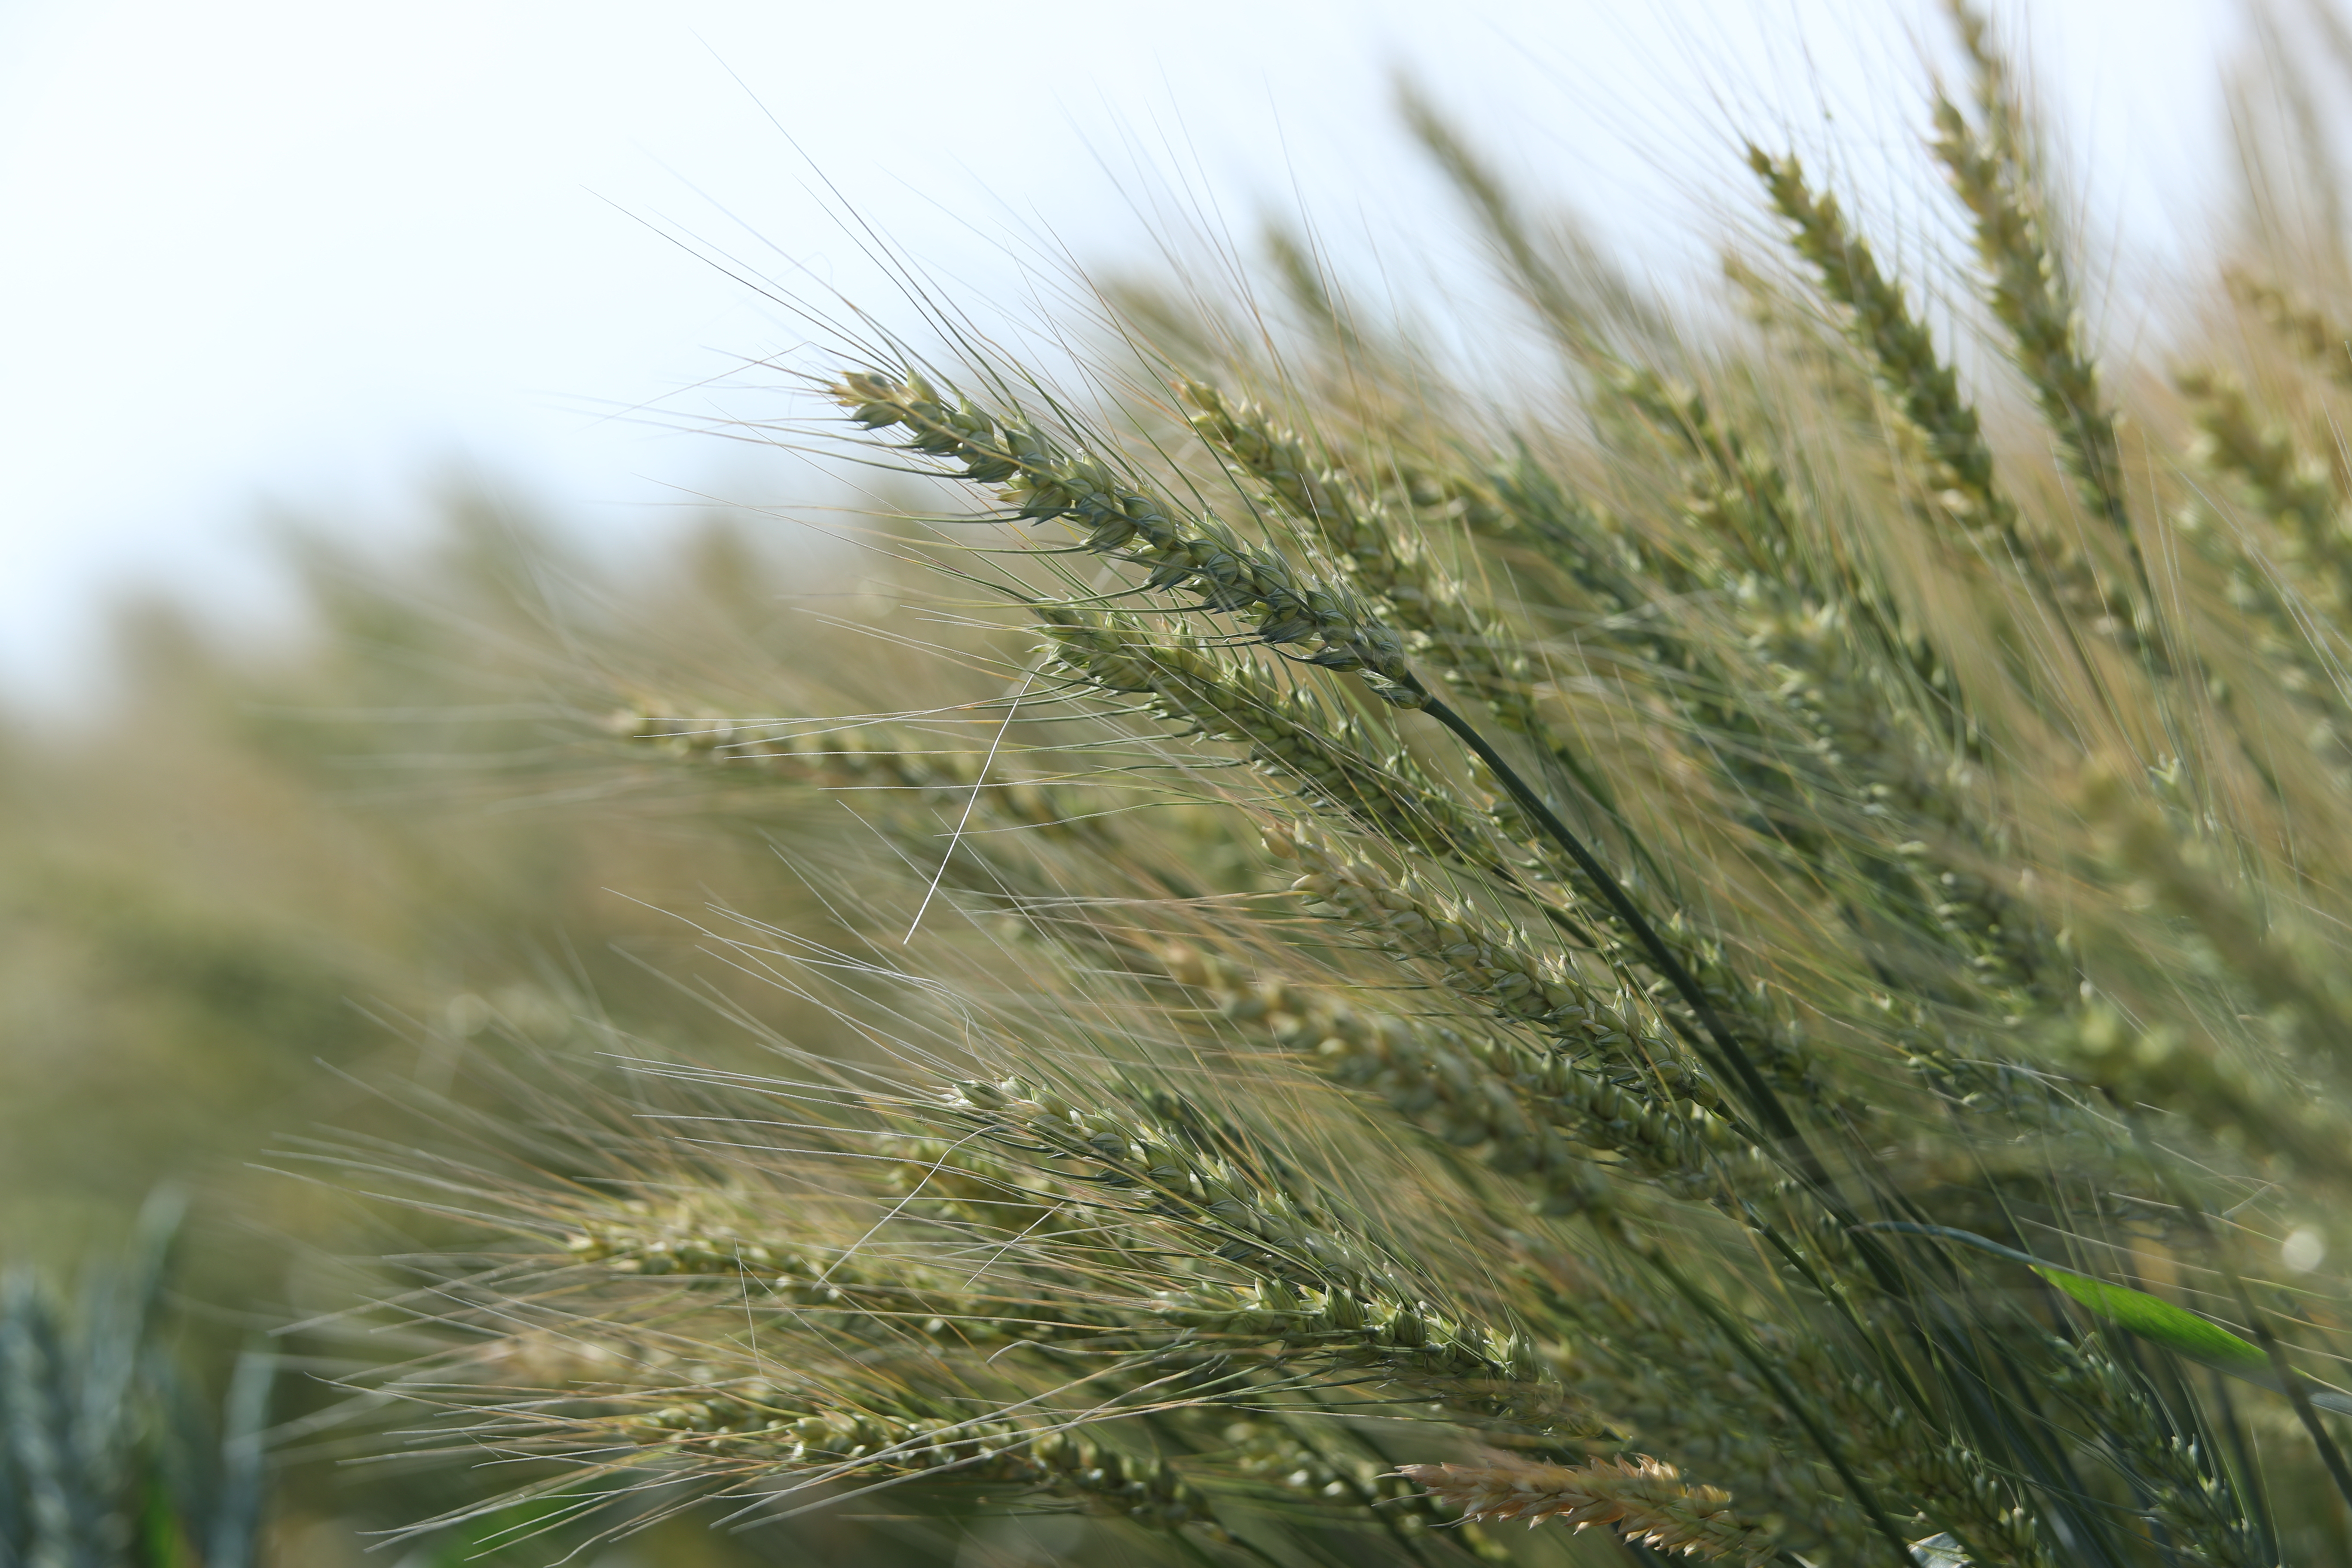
2029;1265;2352;1414
2027;1265;2269;1376
1869;1221;2352;1415
141;1479;194;1568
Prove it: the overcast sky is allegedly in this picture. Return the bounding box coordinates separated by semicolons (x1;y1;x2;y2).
0;0;2249;710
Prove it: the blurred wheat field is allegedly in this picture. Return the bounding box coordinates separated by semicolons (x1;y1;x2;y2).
21;0;2352;1562
0;504;949;1559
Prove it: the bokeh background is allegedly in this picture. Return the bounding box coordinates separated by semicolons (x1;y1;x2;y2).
0;0;2301;1559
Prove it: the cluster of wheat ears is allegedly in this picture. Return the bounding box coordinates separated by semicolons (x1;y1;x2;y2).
332;4;2352;1562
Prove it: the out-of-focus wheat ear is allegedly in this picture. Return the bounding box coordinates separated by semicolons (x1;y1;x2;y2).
611;707;1109;842
1261;222;1362;355
2084;763;2352;1076
2246;4;2350;283
1931;95;2136;559
1;1272;85;1556
2172;502;2352;787
205;1348;276;1568
2165;368;2352;785
1396;82;1668;373
2042;1336;2275;1568
1744;146;2173;983
2177;368;2352;612
1932;7;2166;661
1721;246;1894;433
2064;996;2352;1191
1579;1245;2058;1568
1395;77;1575;343
2177;366;2344;539
2229;270;2352;388
1100;274;1233;378
1222;1418;1497;1558
2129;1127;2352;1512
1746;147;2026;567
1942;0;2025;167
1399;1455;1784;1564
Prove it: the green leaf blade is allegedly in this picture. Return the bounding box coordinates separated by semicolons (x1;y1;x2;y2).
2030;1264;2273;1379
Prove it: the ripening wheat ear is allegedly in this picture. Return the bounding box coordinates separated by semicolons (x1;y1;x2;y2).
716;352;2038;1562
333;6;2352;1560
1398;1455;1782;1563
1930;8;2144;582
1179;380;1645;838
834;368;1426;704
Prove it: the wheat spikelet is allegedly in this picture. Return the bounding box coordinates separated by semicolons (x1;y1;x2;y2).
1398;1454;1780;1563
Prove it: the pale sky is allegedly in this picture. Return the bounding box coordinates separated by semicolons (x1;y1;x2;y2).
0;0;2247;710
